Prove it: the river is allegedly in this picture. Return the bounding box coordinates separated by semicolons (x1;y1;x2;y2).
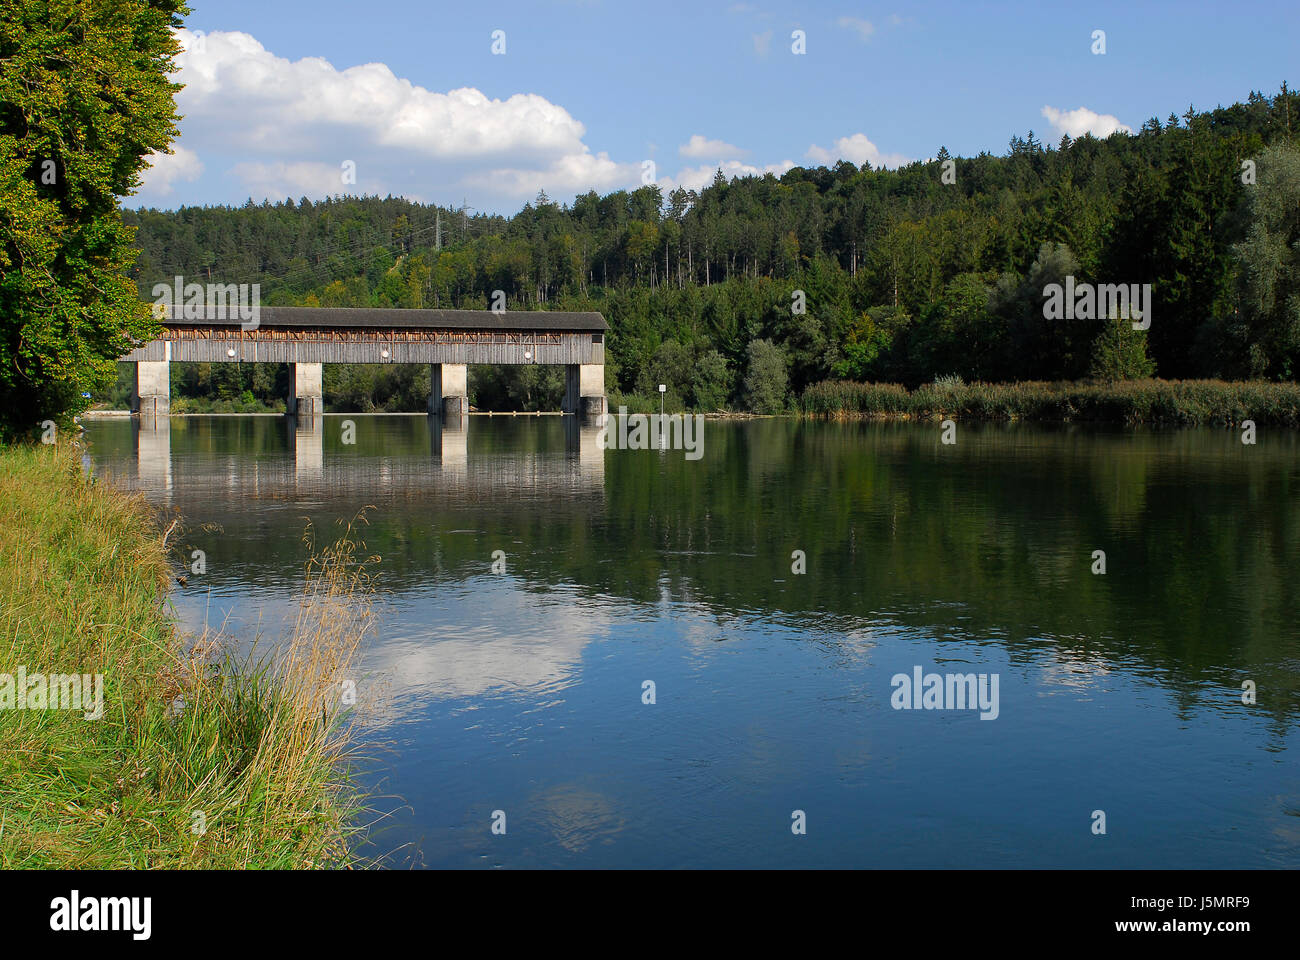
81;413;1300;868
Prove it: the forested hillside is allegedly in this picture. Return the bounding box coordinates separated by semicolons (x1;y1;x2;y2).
119;86;1300;413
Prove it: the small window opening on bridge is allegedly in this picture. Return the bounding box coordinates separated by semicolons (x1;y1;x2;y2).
593;333;603;344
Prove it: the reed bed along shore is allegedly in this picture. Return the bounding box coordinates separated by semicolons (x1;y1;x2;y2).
0;444;375;868
799;379;1300;426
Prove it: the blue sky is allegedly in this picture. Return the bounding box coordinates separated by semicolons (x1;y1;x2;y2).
133;0;1300;213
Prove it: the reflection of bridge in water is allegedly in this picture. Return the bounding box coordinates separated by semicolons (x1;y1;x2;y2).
131;413;606;505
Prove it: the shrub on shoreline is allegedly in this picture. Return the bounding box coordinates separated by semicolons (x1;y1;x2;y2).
799;379;1300;426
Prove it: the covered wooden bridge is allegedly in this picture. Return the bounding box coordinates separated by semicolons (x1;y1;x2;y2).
121;307;608;418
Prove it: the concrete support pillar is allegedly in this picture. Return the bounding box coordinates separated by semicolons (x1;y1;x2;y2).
430;363;468;417
132;360;170;417
288;362;323;417
564;363;606;415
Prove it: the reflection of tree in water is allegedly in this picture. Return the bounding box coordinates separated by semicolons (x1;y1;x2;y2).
90;416;1300;727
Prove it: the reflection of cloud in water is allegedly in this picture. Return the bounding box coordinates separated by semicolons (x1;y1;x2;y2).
1036;648;1115;696
360;584;617;712
530;783;627;854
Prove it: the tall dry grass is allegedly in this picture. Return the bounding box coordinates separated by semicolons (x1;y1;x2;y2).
150;514;380;868
0;444;377;868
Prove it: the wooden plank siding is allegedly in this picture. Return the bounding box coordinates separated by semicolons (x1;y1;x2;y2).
121;327;605;365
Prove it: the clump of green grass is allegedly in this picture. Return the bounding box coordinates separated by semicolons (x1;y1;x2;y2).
0;444;376;868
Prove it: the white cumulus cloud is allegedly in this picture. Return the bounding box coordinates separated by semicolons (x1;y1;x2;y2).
229;160;372;200
805;133;910;169
136;28;912;211
137;145;203;197
171;29;588;161
462;151;636;199
1040;106;1133;139
662;158;796;193
144;28;629;208
679;134;747;159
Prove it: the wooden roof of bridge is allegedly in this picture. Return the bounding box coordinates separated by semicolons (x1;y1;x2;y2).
162;307;608;332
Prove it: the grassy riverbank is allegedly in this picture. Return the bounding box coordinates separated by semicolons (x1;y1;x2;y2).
0;444;371;868
799;379;1300;425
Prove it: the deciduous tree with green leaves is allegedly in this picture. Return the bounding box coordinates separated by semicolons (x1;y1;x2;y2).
1228;142;1300;378
0;0;187;440
743;339;790;414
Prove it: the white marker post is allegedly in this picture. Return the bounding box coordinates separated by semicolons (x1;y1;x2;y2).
658;384;667;449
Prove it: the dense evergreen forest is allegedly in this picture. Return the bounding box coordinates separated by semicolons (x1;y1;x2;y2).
116;87;1300;414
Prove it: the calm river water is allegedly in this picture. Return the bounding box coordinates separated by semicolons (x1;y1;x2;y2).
83;414;1299;868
